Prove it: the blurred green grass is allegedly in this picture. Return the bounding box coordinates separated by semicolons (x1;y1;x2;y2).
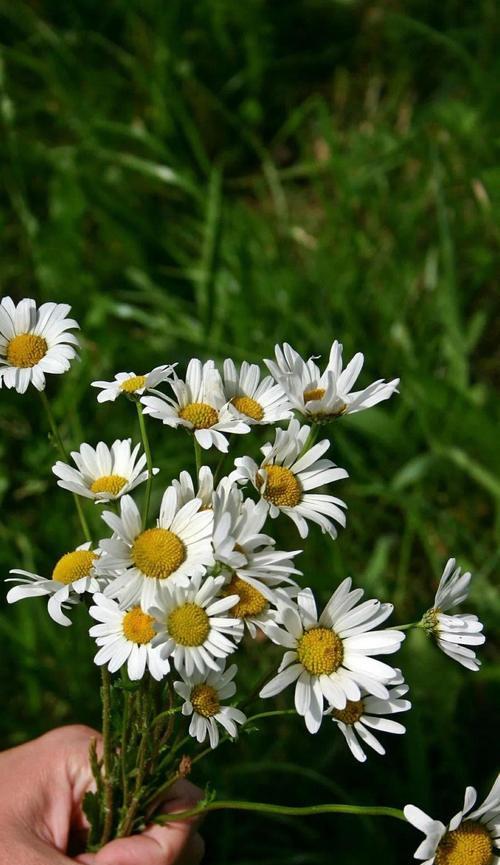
0;1;499;862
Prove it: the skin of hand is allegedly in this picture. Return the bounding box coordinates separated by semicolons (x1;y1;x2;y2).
0;725;205;865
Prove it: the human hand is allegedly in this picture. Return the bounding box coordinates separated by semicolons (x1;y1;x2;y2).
0;725;205;865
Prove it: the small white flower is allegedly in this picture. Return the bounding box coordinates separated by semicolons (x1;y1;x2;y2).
0;297;79;393
89;593;170;680
327;670;411;763
233;418;348;539
260;581;405;734
222;358;292;425
421;558;485;671
52;439;158;503
140;359;250;452
91;365;176;403
265;341;399;422
6;543;100;626
174;663;246;748
404;774;500;863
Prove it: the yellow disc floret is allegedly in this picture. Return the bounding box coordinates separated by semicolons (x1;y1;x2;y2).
297;627;344;676
435;821;493;865
231;395;264;422
332;699;365;725
167;603;210;646
7;333;48;368
132;528;185;579
190;683;220;717
120;375;146;393
223;576;267;619
122;607;156;644
90;474;128;496
52;550;96;585
303;387;326;403
179;402;219;429
257;465;302;508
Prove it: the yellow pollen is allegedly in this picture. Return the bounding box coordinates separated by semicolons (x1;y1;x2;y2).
132;528;185;579
231;395;264;422
435;821;493;865
297;627;344;676
120;375;146;393
257;465;302;508
222;576;267;619
122;607;155;644
190;683;220;717
6;333;48;368
52;550;96;585
332;699;365;725
179;401;219;429
303;387;326;403
167;603;210;646
90;474;128;495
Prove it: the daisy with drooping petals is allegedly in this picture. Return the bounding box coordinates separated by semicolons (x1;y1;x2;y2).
260;581;405;734
141;359;250;452
150;573;243;677
404;775;500;864
91;365;176;403
174;663;247;748
0;297;79;393
265;341;399;422
327;670;411;763
233;418;348;539
89;593;170;681
420;558;485;672
222;358;292;425
52;439;158;503
7;542;100;626
97;488;214;610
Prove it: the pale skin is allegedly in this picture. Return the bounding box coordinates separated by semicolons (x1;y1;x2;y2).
0;725;205;865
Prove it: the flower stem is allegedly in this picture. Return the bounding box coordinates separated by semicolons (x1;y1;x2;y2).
136;402;154;529
396;622;420;631
100;667;115;846
156;799;406;824
194;437;203;475
299;422;320;457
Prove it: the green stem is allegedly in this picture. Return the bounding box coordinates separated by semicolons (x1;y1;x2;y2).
118;678;152;837
121;690;132;809
397;622;421;631
299;422;320;457
194;437;203;475
100;667;114;845
156;800;406;824
136;402;154;529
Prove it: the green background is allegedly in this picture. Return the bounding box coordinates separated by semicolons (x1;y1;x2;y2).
0;1;499;862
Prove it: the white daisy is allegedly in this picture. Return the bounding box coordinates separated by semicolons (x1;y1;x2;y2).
89;593;170;681
404;775;500;864
174;663;246;748
0;297;79;393
6;542;100;626
327;670;411;763
52;438;158;503
150;573;243;677
421;558;485;672
172;466;219;510
91;365;176;403
233;418;348;539
97;488;214;609
265;341;399;422
260;581;405;734
140;358;250;452
222;358;292;425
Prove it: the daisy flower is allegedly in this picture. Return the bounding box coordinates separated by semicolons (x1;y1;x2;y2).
222;358;292;425
91;365;175;403
404;775;500;864
174;664;246;748
233;418;348;539
265;341;399;422
140;358;250;452
6;542;100;626
260;581;405;734
97;488;214;609
89;593;170;681
52;439;158;503
150;573;243;677
421;558;485;671
327;670;411;763
172;466;215;510
0;297;79;393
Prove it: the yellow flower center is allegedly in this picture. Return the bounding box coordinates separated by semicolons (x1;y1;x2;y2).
122;607;156;644
231;395;264;422
52;550;96;585
167;603;210;646
179;401;219;429
435;822;493;865
297;627;344;676
222;576;267;619
190;683;220;717
90;474;128;496
332;699;365;725
6;333;48;368
120;375;146;393
132;528;185;579
257;465;302;508
303;387;326;402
